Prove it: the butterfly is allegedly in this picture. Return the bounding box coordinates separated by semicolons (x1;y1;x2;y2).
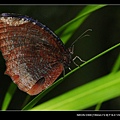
0;13;75;95
0;13;90;95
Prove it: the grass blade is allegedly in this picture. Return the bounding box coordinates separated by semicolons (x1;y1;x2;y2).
30;71;120;110
56;5;106;44
111;54;120;73
1;83;17;110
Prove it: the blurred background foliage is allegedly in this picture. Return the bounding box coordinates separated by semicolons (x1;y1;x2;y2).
0;5;120;110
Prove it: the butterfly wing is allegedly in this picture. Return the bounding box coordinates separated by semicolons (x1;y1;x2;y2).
0;13;66;95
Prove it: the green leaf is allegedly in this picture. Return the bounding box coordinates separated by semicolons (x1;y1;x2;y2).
1;83;17;110
111;54;120;73
56;4;106;44
30;71;120;110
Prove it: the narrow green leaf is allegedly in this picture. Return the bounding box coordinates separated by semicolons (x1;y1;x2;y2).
95;102;102;110
1;82;17;110
80;43;120;68
56;5;106;44
30;71;120;110
111;54;120;73
95;47;120;110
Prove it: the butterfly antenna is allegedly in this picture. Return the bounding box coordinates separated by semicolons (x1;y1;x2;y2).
70;29;92;47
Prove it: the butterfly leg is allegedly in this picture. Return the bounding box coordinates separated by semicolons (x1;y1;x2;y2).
72;56;86;67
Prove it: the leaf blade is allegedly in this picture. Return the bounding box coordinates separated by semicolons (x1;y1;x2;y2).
30;71;120;110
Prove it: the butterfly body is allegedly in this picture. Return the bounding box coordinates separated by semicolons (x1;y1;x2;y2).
0;13;72;95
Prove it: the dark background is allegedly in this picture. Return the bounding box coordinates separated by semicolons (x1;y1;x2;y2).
0;5;119;110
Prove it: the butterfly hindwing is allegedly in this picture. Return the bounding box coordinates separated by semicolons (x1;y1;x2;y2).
0;13;71;95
